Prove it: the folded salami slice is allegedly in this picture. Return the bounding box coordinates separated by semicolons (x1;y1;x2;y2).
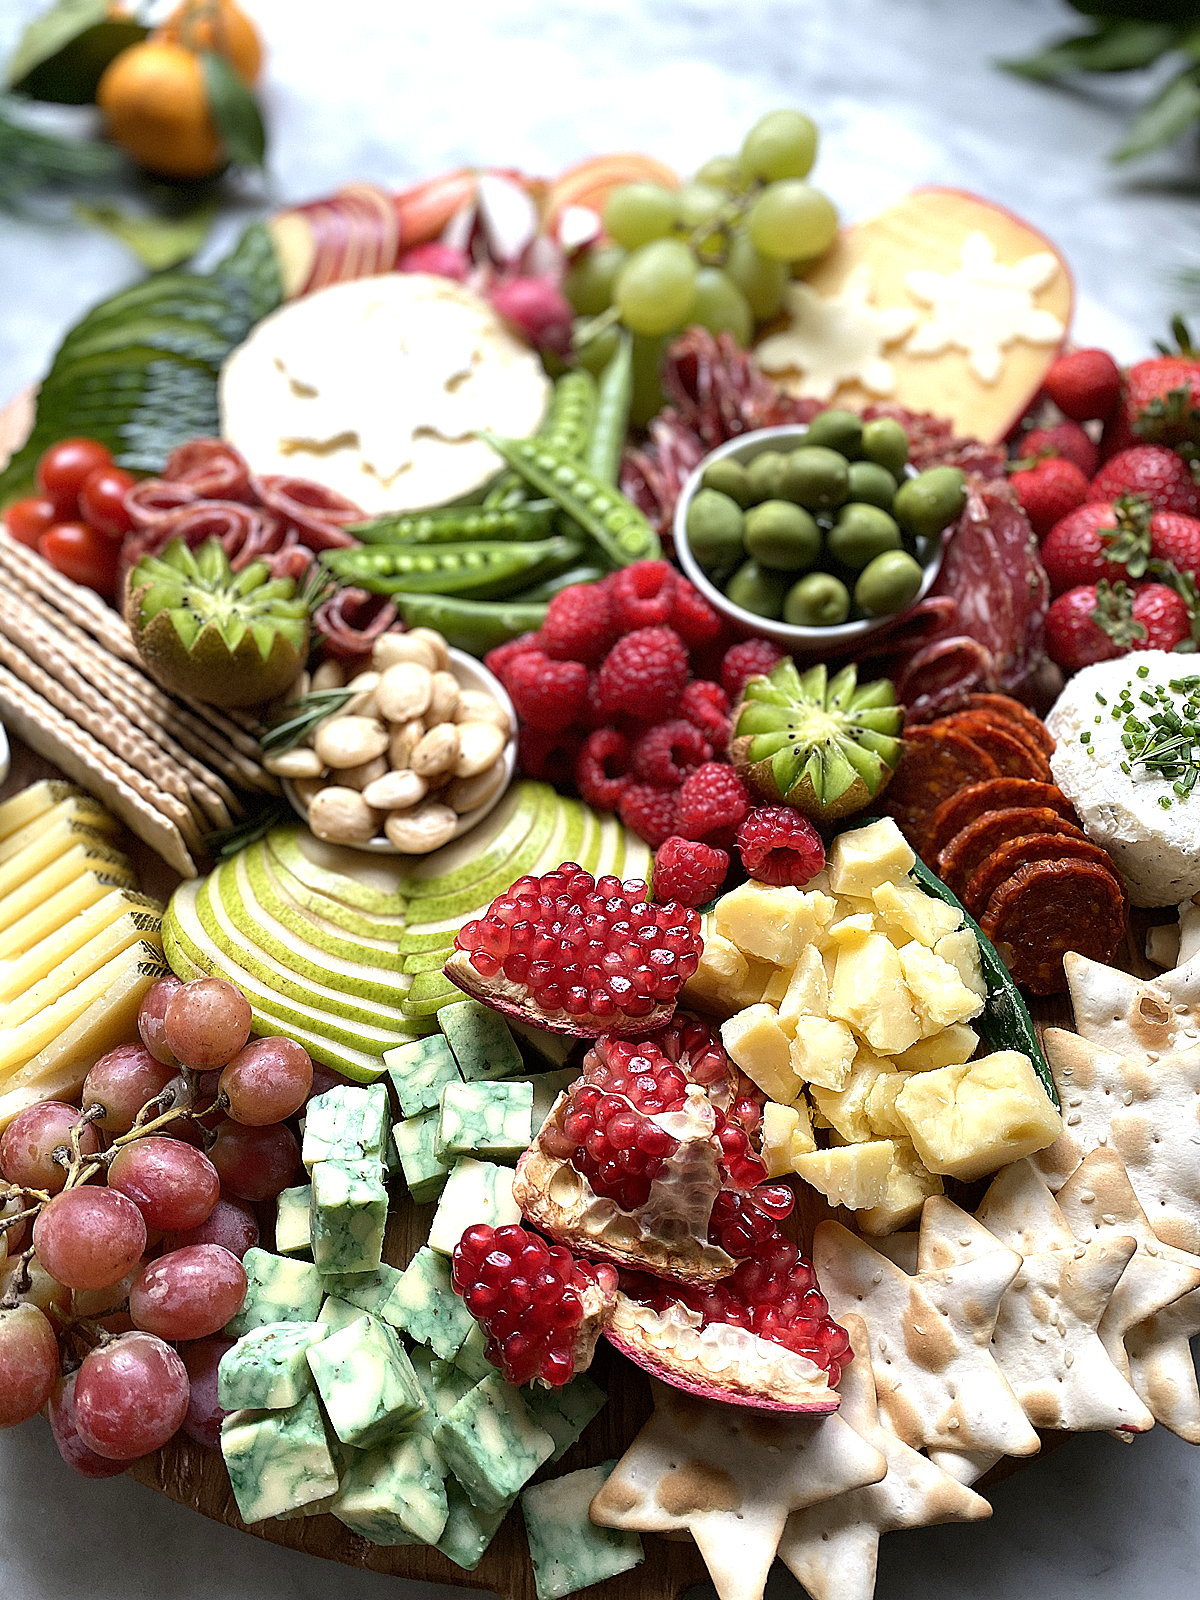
163;438;253;503
981;858;1127;995
313;587;399;664
124;478;198;530
964;832;1124;922
937;806;1088;900
927;777;1075;862
251;475;362;551
121;500;284;582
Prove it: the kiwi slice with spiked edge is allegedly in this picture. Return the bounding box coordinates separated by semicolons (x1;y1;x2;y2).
730;659;904;819
125;538;310;709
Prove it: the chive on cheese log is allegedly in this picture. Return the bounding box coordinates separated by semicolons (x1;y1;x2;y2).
436;1079;534;1162
393;1110;453;1204
332;1429;449;1547
317;1296;369;1336
439;998;524;1082
436;1478;514;1571
521;1462;644;1600
218;1321;326;1411
306;1313;426;1447
432;1372;555;1513
309;1159;388;1274
523;1375;607;1463
387;1245;475;1361
226;1249;324;1337
320;1262;404;1321
385;1034;462;1117
275;1183;312;1256
454;1320;493;1381
220;1392;340;1524
301;1083;390;1168
428;1158;522;1255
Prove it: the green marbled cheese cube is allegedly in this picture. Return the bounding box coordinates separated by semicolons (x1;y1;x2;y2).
310;1159;388;1275
225;1249;324;1337
439;999;523;1082
435;1477;513;1571
523;1375;607;1463
385;1034;462;1117
317;1296;368;1336
387;1246;475;1360
306;1313;426;1447
509;1019;574;1069
301;1083;390;1168
393;1110;452;1204
332;1430;448;1547
218;1320;326;1411
220;1392;339;1524
529;1068;579;1129
428;1159;521;1256
274;1184;312;1257
432;1373;555;1513
320;1262;403;1319
437;1079;534;1162
521;1462;644;1600
454;1320;493;1381
429;1356;476;1417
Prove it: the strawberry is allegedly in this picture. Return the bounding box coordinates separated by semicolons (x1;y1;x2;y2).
1131;583;1191;652
1150;510;1200;574
1044;585;1124;674
1104;321;1200;456
1046;577;1194;673
1091;445;1200;517
1043;348;1122;424
1009;456;1090;539
1040;499;1146;596
1021;421;1098;480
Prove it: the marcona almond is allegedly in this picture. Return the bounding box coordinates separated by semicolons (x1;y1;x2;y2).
263;746;325;779
384;800;458;854
362;769;428;810
337;755;389;791
427;670;460;724
377;661;433;722
446;756;508;814
343;670;381;717
373;632;439;672
314;715;390;768
411;722;460;778
308;786;380;844
388;718;425;770
311;659;347;693
454;690;511;734
454;720;506;778
407;627;451;671
283;669;311;706
293;775;325;806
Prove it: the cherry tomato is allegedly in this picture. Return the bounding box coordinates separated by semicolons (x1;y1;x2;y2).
39;522;121;597
4;496;57;550
79;466;136;539
36;439;113;521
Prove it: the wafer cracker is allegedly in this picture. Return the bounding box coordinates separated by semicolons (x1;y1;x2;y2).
1061;948;1200;1069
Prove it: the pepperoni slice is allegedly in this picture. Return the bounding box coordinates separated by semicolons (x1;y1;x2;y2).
883;725;1001;857
937;807;1088;900
981;858;1128;995
927;778;1075;862
937;711;1053;782
964;833;1125;922
965;693;1055;756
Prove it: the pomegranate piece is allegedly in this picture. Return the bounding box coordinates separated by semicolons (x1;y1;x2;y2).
445;862;703;1037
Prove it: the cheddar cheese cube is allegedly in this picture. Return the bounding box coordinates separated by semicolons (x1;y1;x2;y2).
793;1139;895;1210
827;818;915;898
894;1050;1063;1181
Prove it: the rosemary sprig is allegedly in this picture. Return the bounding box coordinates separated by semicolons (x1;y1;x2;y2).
201;799;293;860
258;687;352;755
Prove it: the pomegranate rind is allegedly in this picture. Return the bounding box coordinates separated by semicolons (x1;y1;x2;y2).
444;950;678;1039
564;1271;619;1379
604;1293;840;1414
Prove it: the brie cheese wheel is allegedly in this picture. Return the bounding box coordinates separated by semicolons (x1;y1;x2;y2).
219;273;550;514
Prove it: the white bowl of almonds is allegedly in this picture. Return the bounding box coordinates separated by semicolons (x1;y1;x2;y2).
266;627;516;855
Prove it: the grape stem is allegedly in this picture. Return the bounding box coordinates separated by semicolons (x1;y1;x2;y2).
0;1246;35;1309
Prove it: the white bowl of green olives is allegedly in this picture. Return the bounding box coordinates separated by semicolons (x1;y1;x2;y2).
673;412;967;650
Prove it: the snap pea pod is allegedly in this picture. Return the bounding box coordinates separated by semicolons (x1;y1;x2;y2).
483;367;598;510
587;331;634;487
394;593;547;654
480;432;661;567
521;563;612;601
348;500;556;546
320;533;581;597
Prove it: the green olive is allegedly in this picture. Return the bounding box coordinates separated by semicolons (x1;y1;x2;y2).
861;417;910;476
784;571;851;627
685;488;747;569
779;445;849;511
725;559;787;619
855;549;924;616
845;460;897;511
701;456;754;507
743;499;821;571
746;450;789;503
893;466;967;540
803;408;863;458
826;502;903;572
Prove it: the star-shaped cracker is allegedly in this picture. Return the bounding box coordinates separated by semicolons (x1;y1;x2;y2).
1125;1287;1200;1444
813;1207;1039;1458
588;1378;886;1600
1057;949;1200;1071
754;265;918;400
976;1159;1152;1434
778;1314;990;1600
904;230;1063;383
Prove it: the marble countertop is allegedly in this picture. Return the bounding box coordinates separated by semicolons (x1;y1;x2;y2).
2;2;1199;1597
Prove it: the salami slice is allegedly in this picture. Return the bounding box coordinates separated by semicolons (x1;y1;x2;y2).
964;832;1124;922
981;857;1128;995
893;636;998;723
936;711;1053;781
251;475;362;551
965;693;1055;756
882;724;1001;856
120;501;284;583
314;588;399;663
163;439;253;503
937;807;1088;900
927;778;1074;862
124;479;198;529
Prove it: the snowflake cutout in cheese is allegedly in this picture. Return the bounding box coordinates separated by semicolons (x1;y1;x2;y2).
903;230;1064;384
755;265;918;400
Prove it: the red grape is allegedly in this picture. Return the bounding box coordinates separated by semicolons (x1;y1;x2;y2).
138;975;183;1065
0;1101;101;1193
83;1044;178;1134
165;1194;259;1258
107;1136;220;1232
4;496;56;550
73;1331;190;1459
48;1373;128;1476
36;438;113;519
208;1120;299;1202
308;1065;354;1101
0;1303;59;1427
130;1244;247;1341
220;1037;313;1125
33;1186;147;1289
4;1255;71;1316
178;1335;233;1448
78;465;135;538
164;978;252;1071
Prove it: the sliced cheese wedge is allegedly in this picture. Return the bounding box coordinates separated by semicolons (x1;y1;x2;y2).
0;888;162;1004
1;909;163;1030
0;817;123;902
0;795;118;865
0;843;134;939
0;780;105;843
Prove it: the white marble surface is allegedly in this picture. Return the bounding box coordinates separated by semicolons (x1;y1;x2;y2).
3;2;1200;1597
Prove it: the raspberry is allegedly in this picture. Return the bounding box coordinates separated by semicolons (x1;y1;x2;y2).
483;631;544;687
575;728;633;812
609;561;677;630
506;651;588;731
541;582;617;665
721;638;786;702
652;836;729;908
670;577;724;648
618;783;679;848
679;679;731;749
737;805;826;887
517;725;582;786
597;626;689;720
675;762;751;844
631;720;712;786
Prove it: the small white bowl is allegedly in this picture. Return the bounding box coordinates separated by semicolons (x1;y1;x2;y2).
672;424;945;652
0;719;9;789
283;646;517;855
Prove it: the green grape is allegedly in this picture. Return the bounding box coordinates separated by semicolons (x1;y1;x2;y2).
674;183;726;232
687;267;753;347
740;109;819;182
563;242;626;316
630;333;671;427
747;181;838;262
724;233;789;321
603;183;680;250
615;239;698;337
695;155;742;190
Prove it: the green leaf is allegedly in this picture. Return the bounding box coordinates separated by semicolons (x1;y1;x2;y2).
1001;20;1178;80
7;1;147;105
74;200;215;269
200;48;265;168
0;98;124;205
215;220;283;322
1113;64;1200;160
1069;0;1200;22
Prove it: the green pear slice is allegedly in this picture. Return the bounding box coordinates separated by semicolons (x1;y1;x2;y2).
400;785;559;921
260;844;409;939
245;848;403;965
266;826;407;916
399;781;554;899
401;967;462;1020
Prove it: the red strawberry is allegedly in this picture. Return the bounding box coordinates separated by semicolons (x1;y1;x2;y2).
1091;446;1200;517
1124;359;1200;450
1009;456;1090;538
1149;510;1200;574
1045;585;1124;674
1040;500;1143;596
1131;583;1191;652
1021;421;1099;480
1044;348;1122;424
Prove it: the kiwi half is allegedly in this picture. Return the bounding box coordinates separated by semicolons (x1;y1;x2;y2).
730;659;904;819
125;538;309;708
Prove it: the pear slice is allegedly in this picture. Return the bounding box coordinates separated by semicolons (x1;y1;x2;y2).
399;781;554;899
243;848;404;967
399;788;562;924
261;846;408;940
267;826;407;916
